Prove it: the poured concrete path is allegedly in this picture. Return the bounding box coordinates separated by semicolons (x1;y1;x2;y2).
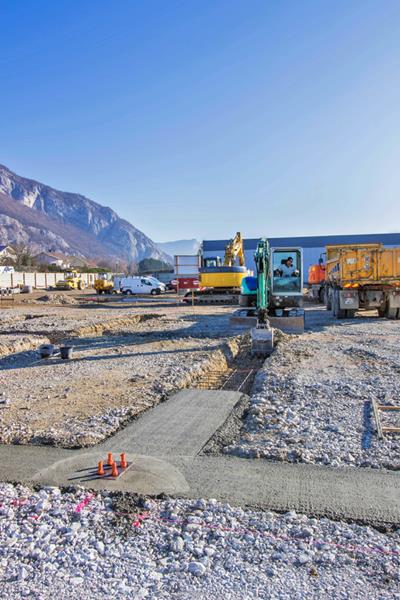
0;390;399;527
106;389;243;456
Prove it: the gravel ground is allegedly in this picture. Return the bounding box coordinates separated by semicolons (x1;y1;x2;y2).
0;483;398;599
225;312;400;469
0;307;149;342
0;306;241;447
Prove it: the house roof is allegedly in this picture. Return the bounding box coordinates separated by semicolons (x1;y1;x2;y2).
0;244;16;253
34;252;68;260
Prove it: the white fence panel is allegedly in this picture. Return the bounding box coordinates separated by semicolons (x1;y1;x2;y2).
24;273;35;287
0;274;11;287
0;271;100;289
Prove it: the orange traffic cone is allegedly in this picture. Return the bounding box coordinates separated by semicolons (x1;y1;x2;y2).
120;453;127;469
107;452;113;466
111;461;119;477
97;461;105;476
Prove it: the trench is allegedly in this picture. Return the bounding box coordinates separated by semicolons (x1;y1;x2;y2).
0;314;162;356
191;336;267;457
192;335;264;394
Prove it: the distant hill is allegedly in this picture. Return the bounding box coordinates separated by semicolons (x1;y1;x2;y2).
156;239;200;258
0;164;172;268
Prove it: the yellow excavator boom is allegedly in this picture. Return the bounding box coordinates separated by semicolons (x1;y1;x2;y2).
223;232;245;266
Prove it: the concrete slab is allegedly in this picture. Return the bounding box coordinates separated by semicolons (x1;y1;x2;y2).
102;389;245;457
0;388;399;526
31;452;190;495
171;456;400;526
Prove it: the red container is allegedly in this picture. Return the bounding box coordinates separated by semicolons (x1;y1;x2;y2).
177;277;199;290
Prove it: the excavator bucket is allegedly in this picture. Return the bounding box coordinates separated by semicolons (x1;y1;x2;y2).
251;324;274;356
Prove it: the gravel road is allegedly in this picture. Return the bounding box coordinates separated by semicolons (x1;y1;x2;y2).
225;310;400;469
0;483;398;599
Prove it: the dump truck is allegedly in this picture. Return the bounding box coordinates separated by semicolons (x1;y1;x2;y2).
56;270;85;291
325;243;400;319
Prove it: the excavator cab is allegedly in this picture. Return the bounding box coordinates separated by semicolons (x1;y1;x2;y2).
271;249;302;297
203;256;222;268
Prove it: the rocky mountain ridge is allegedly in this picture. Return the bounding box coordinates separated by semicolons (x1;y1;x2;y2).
0;164;171;267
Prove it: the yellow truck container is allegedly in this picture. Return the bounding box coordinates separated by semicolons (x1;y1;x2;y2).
325;243;400;319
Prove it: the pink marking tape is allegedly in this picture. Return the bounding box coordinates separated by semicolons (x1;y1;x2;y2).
74;494;94;513
1;493;398;559
119;510;400;559
132;512;150;527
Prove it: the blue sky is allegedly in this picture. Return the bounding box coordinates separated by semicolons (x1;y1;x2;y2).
1;0;399;242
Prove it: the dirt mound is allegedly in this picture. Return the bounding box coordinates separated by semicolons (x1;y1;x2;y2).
36;294;77;305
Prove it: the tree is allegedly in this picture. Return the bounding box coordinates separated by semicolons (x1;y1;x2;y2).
127;261;139;275
138;258;173;274
12;243;35;269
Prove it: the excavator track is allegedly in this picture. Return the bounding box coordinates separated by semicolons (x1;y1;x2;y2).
183;291;240;305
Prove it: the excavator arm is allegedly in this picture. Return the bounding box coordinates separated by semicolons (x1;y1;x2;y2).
223;232;245;267
254;238;271;323
251;238;274;354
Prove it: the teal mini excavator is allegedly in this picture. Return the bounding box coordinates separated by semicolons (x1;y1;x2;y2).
246;239;274;355
239;239;304;355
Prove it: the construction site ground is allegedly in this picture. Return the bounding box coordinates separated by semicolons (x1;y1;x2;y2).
225;306;400;470
0;290;246;446
0;290;399;598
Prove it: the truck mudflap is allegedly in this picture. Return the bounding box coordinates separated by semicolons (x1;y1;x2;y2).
339;289;359;309
388;290;400;309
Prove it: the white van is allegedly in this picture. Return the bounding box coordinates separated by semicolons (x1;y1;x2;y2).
121;276;166;296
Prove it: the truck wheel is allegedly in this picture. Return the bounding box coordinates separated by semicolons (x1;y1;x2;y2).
333;290;346;319
345;310;356;318
325;287;332;311
378;305;385;317
318;286;324;304
385;305;398;319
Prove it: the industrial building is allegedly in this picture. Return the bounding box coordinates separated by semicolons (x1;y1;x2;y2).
202;233;400;283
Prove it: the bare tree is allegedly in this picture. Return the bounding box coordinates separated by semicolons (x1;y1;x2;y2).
127;261;138;275
12;243;35;269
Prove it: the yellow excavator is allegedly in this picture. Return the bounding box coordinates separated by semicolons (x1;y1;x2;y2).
184;232;251;304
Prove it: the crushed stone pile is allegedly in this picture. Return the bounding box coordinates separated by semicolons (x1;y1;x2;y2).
0;483;398;599
225;318;400;469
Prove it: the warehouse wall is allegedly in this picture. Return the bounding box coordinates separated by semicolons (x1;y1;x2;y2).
203;233;400;284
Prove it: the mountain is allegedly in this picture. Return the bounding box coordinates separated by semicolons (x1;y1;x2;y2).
0;164;172;267
156;239;200;258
